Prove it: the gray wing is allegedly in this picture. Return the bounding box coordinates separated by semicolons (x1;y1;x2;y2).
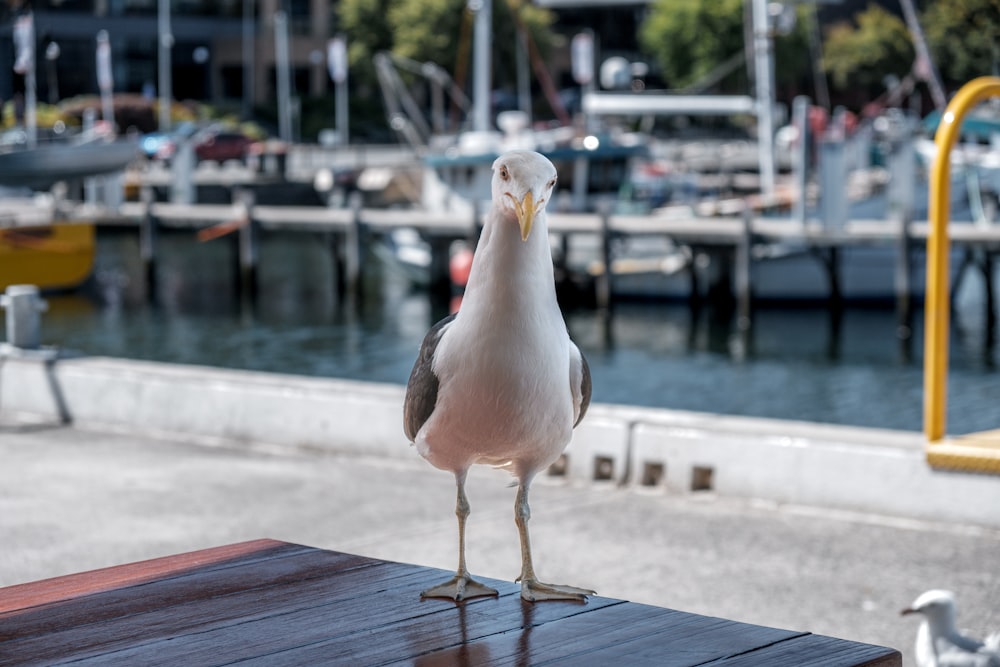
570;341;592;428
403;313;456;442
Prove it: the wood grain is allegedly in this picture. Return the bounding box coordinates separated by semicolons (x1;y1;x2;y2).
0;540;901;666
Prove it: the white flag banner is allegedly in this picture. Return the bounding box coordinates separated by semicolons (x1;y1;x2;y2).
13;13;34;75
327;36;347;84
571;32;593;86
96;31;113;92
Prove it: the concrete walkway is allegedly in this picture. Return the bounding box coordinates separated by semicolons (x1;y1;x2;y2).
1;421;997;667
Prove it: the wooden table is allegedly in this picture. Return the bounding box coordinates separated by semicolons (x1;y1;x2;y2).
0;539;900;665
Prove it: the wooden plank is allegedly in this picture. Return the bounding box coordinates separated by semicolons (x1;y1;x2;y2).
0;546;394;664
0;545;379;638
398;604;899;667
236;589;626;666
253;205;354;231
31;568;481;665
150;203;242;226
389;601;806;667
696;633;902;667
0;541;900;666
93;201;1000;259
0;539;300;614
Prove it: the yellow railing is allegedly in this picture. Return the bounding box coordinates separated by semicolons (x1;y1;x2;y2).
923;76;1000;473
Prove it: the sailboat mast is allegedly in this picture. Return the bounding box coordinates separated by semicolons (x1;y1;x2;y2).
898;0;947;111
471;0;491;132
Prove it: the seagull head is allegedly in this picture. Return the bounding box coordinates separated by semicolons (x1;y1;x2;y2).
491;150;558;242
901;589;958;627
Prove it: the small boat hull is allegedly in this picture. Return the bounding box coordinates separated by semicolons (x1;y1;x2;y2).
0;224;95;291
0;140;138;189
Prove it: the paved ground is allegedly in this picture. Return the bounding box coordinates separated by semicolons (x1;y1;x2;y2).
1;421;998;666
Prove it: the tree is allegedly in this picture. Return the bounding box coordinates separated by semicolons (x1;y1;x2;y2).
338;0;396;86
638;0;747;91
339;0;556;99
822;4;914;96
637;0;811;95
922;0;1000;88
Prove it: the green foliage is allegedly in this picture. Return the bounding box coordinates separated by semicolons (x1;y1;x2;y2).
772;5;812;91
389;0;468;68
639;0;746;90
338;0;396;85
338;0;556;94
822;4;914;93
923;0;1000;86
638;0;811;93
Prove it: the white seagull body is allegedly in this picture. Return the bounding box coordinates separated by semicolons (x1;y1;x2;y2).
902;590;1000;667
404;150;593;602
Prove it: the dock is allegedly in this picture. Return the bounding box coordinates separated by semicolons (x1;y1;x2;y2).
41;192;1000;322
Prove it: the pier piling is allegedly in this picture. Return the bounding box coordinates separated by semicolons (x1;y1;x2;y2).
139;185;159;300
596;203;613;312
335;192;366;305
735;209;753;330
79;180;1000;328
894;213;914;339
234;189;259;301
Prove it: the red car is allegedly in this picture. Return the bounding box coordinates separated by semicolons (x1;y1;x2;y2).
194;131;256;163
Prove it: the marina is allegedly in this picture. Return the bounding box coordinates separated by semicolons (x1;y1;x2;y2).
7;160;999;311
19;228;1000;437
2;4;998;665
3;119;1000;450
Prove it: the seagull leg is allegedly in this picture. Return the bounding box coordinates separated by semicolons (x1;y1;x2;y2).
514;481;595;602
421;471;498;601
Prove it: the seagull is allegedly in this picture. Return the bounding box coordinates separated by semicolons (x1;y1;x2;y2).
403;150;593;603
902;589;1000;667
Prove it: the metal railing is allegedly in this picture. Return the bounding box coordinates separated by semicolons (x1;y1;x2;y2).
923;75;1000;473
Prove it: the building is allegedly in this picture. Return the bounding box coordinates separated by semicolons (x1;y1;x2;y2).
1;0;332;126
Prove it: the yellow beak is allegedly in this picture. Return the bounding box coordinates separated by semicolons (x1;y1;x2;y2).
508;191;538;241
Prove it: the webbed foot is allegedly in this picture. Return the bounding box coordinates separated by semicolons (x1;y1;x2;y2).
421;573;498;601
520;578;595;602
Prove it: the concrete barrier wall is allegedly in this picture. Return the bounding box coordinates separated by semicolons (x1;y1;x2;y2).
1;356;409;457
3;354;998;528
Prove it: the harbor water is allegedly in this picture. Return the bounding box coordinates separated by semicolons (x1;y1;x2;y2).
24;229;1000;436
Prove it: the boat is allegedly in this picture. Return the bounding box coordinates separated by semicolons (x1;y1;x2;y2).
367;23;966;305
0;130;136;292
0;222;95;292
0;137;139;190
914;105;1000;224
419;119;651;217
371;50;657;288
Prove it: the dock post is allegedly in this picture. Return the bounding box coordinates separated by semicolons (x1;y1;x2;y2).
982;250;996;348
735;208;753;330
596;202;613;311
139;185;159;300
687;248;702;314
0;285;47;350
343;191;365;305
234;188;259;301
894;212;913;342
825;247;842;311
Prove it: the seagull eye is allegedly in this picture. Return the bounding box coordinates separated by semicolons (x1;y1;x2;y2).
499;165;510;181
546;178;557;189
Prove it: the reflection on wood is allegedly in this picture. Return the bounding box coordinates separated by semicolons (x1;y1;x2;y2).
0;539;901;665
